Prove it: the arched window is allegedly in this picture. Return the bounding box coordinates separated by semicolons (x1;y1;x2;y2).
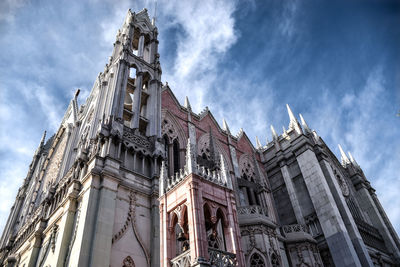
250;253;265;267
271;253;280;267
122;255;135;267
204;205;227;251
163;135;170;176
173;139;180;174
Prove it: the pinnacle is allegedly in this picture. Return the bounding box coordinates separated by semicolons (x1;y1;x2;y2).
255;136;262;149
270;125;278;140
299;113;311;133
184;96;191;110
338;144;350;165
286;104;297;123
222;118;231;134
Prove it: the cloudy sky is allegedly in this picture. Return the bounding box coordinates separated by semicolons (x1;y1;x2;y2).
0;0;399;235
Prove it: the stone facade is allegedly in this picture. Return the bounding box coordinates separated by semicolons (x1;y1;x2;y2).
0;8;399;267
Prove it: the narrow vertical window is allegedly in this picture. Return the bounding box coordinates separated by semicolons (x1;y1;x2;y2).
173;139;180;174
163;135;170;176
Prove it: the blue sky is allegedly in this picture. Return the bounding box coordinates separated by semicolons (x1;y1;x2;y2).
0;0;399;235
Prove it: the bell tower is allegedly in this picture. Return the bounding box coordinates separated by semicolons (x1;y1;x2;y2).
159;139;245;267
104;8;162;137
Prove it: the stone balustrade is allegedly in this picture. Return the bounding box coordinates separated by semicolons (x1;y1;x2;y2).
208;247;236;267
166;164;227;192
281;224;310;235
237;205;268;217
170;249;191;267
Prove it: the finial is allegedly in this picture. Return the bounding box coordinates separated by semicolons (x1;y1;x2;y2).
270;125;278;140
299;113;311;134
40;130;47;147
152;0;158;26
286;104;302;134
220;154;231;188
184;96;191;110
159;160;167;195
185;138;197;174
286;104;297;122
222;118;231;134
266;136;270;144
338;144;350;165
348;151;359;167
255;136;262;149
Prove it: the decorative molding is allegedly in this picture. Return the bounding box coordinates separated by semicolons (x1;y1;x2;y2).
112;191;150;267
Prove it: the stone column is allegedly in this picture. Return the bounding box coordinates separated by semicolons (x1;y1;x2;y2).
297;149;362;267
280;164;305;224
27;219;47;267
159;201;168;267
131;72;143;129
186;180;209;266
89;175;118;267
320;160;373;267
150;196;160;266
73;174;101;267
54;180;80;267
110;60;129;120
138;33;145;58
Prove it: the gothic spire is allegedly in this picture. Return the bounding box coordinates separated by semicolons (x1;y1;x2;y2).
185;137;197;174
299;113;311;134
222;118;231;135
184;96;192;110
338;144;350;165
255;136;262;149
270;125;278;140
348;151;360;167
286;104;297;123
39;130;47;148
159;160;167;195
286;104;302;134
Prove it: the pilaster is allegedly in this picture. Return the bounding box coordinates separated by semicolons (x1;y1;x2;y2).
320;160;373;267
296;149;362;267
280;164;305;224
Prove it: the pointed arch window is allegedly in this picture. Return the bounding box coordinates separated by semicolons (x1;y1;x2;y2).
163;135;170;176
271;253;280;267
173;139;180;174
250;253;265;267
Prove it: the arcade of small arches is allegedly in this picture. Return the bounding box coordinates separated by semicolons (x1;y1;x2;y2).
168;202;231;259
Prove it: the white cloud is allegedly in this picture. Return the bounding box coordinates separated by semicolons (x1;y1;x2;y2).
307;66;400;233
159;0;238;111
0;0;26;24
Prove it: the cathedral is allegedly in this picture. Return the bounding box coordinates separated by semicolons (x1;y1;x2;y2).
1;9;399;267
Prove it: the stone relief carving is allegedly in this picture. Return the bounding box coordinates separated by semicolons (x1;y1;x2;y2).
123;128;150;149
239;155;256;182
336;175;349;197
197;137;211;160
112;191;150;267
122;256;135;267
161;118;178;142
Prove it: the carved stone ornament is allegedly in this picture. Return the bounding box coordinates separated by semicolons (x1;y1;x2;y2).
122;255;135;267
123;127;150;149
161;118;178;142
336;175;350;197
239;156;256;182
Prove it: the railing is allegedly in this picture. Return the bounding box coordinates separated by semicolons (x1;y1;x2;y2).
171;250;191;267
237;205;268;217
281;224;310;235
166;164;228;192
208;248;236;267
